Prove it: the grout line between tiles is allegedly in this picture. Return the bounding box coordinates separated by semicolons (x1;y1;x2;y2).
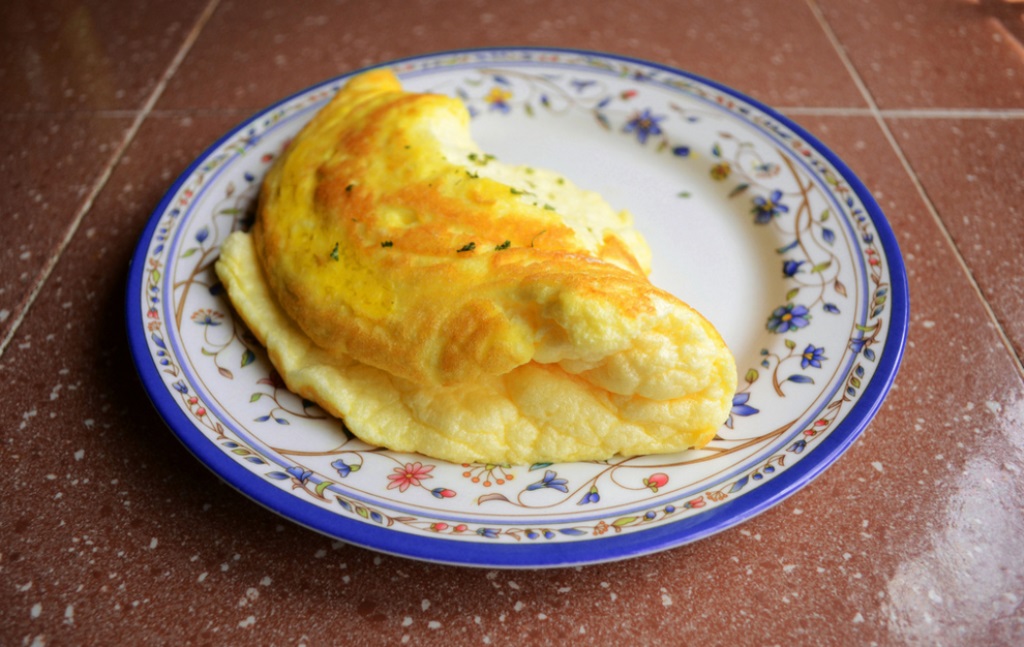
806;0;1024;381
0;0;222;361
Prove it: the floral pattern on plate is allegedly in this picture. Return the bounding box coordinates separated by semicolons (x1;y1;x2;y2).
127;48;907;567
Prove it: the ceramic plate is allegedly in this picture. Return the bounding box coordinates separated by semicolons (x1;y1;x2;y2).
126;48;908;568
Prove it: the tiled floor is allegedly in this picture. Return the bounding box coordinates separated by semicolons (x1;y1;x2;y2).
2;1;1023;644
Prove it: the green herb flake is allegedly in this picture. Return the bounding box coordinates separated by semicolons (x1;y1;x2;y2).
457;242;476;253
468;153;495;166
466;170;479;179
329;243;339;261
510;188;524;195
345;184;354;192
380;240;393;248
495;240;511;251
543;204;555;211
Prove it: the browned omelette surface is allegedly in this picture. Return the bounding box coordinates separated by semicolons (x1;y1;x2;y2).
215;69;736;464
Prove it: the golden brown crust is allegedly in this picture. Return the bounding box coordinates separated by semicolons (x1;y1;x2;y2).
215;69;737;464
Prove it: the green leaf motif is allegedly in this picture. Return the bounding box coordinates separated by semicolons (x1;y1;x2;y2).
181;248;198;258
745;369;759;384
240;348;256;368
728;183;749;198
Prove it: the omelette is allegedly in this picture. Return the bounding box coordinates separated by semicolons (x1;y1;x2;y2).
215;69;736;465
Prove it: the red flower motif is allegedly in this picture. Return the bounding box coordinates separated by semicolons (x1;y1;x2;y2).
644;472;669;493
387;462;434;493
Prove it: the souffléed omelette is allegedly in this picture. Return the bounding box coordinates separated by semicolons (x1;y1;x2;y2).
215;69;736;464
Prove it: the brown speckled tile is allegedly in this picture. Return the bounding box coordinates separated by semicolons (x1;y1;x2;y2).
2;109;1022;645
888;117;1024;362
0;114;132;345
4;1;1024;644
0;0;210;112
819;0;1024;109
771;113;1024;644
158;0;866;112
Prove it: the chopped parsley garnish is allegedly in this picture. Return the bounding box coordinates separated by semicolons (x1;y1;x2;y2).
495;240;511;251
457;242;476;253
345;184;354;192
329;243;339;261
380;240;393;248
543;204;555;211
466;170;479;179
510;188;524;195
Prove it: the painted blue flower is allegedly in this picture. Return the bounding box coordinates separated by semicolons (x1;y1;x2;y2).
782;260;805;277
800;345;826;369
571;79;597;93
752;190;789;224
477;528;500;539
726;392;760;428
331;458;353;478
767;303;811;333
732;392;759;417
286;466;312;483
526;470;569;493
173;381;189;395
578;487;600;505
623;109;664;144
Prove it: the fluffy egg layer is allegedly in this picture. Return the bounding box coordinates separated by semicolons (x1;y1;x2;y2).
215;69;736;464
